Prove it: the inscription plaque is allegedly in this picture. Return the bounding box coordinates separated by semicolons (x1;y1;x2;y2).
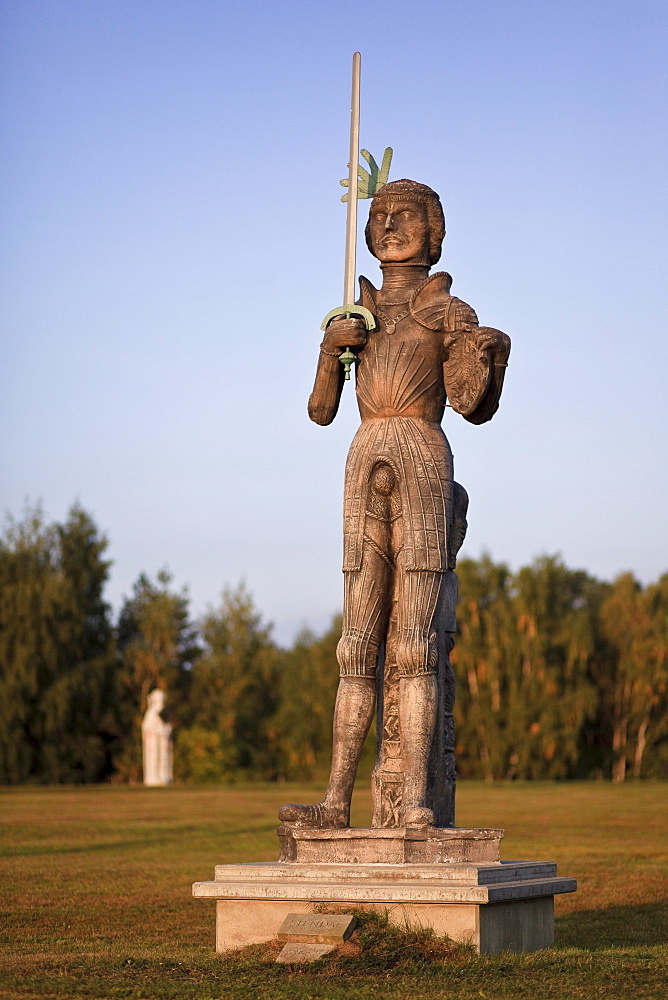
277;912;357;944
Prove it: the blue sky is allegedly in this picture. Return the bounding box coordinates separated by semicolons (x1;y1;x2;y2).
2;0;667;644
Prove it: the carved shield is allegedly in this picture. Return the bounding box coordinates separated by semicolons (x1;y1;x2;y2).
443;329;493;417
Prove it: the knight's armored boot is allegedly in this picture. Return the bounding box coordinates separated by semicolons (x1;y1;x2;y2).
278;676;375;829
401;805;434;828
278;800;349;828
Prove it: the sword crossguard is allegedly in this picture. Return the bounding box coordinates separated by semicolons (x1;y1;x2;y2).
320;305;377;381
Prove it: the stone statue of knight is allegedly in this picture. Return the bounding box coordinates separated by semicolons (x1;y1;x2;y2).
280;179;510;830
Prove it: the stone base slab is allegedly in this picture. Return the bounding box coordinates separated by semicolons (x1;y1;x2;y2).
213;859;559;886
209;895;556;955
193;858;576;955
278;825;504;864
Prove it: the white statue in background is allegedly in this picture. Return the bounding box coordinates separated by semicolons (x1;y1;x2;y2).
142;689;173;786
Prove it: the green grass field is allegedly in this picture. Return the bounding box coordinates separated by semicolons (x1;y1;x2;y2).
0;782;666;999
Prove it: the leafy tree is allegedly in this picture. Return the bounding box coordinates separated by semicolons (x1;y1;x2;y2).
451;556;513;781
0;506;55;782
0;504;116;783
637;574;668;777
506;557;600;779
273;615;342;780
179;583;281;780
174;725;238;783
596;573;668;781
453;555;600;780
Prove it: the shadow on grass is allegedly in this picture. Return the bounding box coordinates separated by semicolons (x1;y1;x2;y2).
556;901;668;949
0;841;152;859
1;823;279;860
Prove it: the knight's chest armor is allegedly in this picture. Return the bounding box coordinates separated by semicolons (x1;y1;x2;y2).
355;316;445;420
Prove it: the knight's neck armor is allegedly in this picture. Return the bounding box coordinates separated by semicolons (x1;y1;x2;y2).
378;263;430;304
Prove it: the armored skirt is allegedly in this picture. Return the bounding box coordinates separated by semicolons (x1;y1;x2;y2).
342;415;454;576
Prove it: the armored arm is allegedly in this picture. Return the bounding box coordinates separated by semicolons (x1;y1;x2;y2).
308;346;346;425
442;298;510;425
307;315;368;425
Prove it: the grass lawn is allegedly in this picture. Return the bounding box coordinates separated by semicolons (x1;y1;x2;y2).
0;781;666;999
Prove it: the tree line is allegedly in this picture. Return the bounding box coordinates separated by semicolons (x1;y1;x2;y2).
0;504;665;785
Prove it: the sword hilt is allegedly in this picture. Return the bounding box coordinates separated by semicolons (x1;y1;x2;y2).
320;305;377;381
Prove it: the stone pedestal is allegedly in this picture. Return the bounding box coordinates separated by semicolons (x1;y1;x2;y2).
193;826;576;955
278;824;504;864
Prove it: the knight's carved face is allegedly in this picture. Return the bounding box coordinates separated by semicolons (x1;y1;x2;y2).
368;198;430;264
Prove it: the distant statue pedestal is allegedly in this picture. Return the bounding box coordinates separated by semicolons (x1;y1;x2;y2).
142;689;173;787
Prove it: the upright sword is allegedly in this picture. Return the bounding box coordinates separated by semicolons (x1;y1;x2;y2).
320;52;393;380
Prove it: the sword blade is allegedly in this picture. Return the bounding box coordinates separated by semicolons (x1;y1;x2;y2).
343;52;361;307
